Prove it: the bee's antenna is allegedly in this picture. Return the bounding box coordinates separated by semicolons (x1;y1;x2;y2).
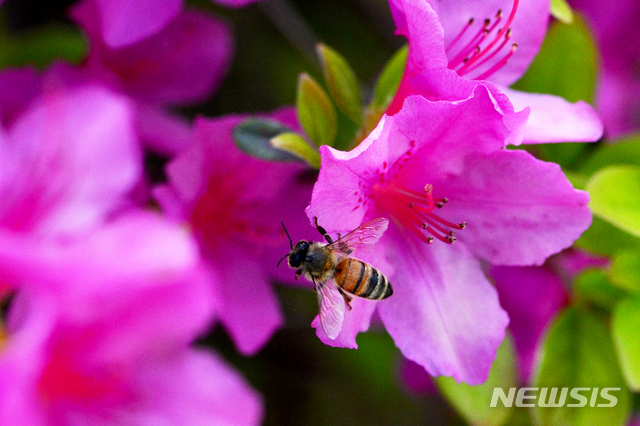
276;253;289;268
281;220;293;250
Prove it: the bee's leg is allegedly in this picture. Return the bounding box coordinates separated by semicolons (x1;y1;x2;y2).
314;216;334;244
337;287;353;310
295;269;302;280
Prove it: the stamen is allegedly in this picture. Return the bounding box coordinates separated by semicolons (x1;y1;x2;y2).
445;0;520;80
474;43;518;81
448;20;490;69
373;182;466;246
457;29;512;76
446;18;474;52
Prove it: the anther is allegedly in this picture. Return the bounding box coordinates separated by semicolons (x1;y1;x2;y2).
458;222;467;229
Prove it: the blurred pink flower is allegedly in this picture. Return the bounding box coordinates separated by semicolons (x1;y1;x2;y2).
306;87;591;384
0;213;262;425
72;0;260;48
0;85;140;286
71;4;233;108
568;0;640;137
387;0;603;145
68;4;234;155
155;109;314;356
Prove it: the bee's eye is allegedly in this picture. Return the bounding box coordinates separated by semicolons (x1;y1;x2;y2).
289;253;303;267
289;241;309;268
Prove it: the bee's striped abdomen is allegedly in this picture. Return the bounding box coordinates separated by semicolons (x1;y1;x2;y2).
334;258;393;300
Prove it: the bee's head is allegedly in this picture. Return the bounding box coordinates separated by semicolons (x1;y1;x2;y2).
288;240;310;268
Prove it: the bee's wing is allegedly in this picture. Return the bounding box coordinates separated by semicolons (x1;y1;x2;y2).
328;217;389;255
315;279;345;339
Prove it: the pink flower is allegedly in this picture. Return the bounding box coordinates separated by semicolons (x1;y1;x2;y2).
0;83;262;424
387;0;603;145
306;87;592;384
0;213;262;425
0;84;140;276
71;3;233;108
69;3;234;155
155;109;314;355
568;0;640;137
72;0;260;48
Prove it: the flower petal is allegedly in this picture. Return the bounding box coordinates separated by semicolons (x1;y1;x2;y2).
386;0;447;114
0;85;140;238
389;0;448;71
78;0;183;48
502;86;603;143
0;66;40;128
212;252;284;356
76;7;234;106
436;149;592;266
126;349;263;425
378;237;508;385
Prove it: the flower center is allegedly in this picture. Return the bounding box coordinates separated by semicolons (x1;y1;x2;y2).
190;172;281;253
38;338;132;405
446;0;519;80
373;181;466;245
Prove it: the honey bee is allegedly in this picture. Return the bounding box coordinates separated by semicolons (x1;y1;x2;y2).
278;217;393;339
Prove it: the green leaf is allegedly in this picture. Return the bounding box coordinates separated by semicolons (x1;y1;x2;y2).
0;23;86;68
563;169;588;190
371;44;407;110
232;118;301;162
512;15;596;104
573;269;625;310
551;0;574;24
575;216;640;257
296;73;338;147
608;250;640;293
580;134;640;176
436;336;516;426
270;132;321;169
586;165;640;238
612;297;640;391
317;43;363;125
532;308;630;426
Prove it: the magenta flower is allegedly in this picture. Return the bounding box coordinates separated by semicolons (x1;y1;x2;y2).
568;0;640;137
0;84;140;261
0;213;262;425
72;0;260;48
68;3;233;155
155;109;313;355
387;0;603;145
306;87;592;384
71;4;233;107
